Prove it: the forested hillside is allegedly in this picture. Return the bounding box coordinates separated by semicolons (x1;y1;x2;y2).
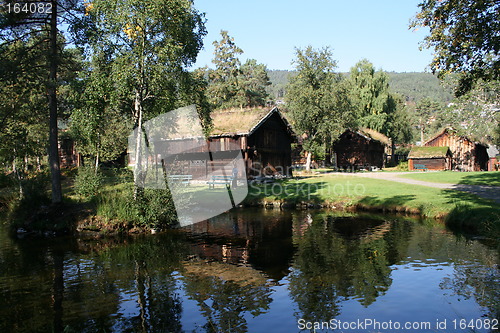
267;70;454;103
387;72;454;103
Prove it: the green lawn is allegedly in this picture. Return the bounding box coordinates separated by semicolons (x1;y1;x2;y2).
396;171;500;186
246;174;500;219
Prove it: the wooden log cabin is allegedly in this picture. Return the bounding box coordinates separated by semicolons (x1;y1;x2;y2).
423;128;488;171
137;107;295;179
408;146;452;171
210;107;295;177
333;129;391;169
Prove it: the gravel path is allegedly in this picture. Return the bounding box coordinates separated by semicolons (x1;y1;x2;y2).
331;171;500;204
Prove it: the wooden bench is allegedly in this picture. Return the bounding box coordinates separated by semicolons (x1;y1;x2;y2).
168;174;192;185
413;164;428;171
207;175;233;188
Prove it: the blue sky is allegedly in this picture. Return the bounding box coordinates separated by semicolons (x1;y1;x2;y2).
192;0;434;73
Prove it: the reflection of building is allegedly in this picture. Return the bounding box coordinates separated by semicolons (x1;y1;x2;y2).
423;128;488;171
333;128;391;169
182;209;295;281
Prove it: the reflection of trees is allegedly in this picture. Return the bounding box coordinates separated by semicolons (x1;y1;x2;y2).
122;260;183;333
440;261;499;321
182;262;273;333
0;232;188;332
438;243;499;322
90;233;187;333
0;235;81;332
289;215;395;322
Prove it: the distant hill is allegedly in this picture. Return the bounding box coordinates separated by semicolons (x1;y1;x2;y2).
266;70;297;101
386;72;454;103
267;70;454;104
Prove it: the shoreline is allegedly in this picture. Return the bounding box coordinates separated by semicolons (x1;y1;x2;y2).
8;197;440;239
3;171;499;241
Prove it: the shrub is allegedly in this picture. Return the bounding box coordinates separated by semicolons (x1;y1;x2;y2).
94;186;178;230
95;186;139;223
395;161;409;171
135;188;178;229
20;171;51;203
75;166;103;198
446;203;500;240
0;172;15;188
5;171;51;225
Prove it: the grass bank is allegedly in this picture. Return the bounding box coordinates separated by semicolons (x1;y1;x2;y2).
245;173;500;238
0;168;178;236
2;169;499;239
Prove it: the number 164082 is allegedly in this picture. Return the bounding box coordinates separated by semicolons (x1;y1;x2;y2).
5;2;53;14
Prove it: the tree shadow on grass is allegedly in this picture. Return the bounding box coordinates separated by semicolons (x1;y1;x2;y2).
457;172;500;187
442;188;498;207
246;180;329;205
359;195;417;206
356;195;422;214
441;189;500;241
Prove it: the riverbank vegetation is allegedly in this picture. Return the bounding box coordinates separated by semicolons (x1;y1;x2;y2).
1;168;499;241
245;173;500;239
0;167;178;235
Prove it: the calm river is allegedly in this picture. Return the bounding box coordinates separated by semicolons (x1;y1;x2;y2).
0;209;498;332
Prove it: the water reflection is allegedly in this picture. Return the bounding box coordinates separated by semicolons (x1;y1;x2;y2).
289;214;397;323
0;209;498;333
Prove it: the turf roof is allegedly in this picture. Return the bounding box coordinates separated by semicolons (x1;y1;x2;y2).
359;128;391;146
210;107;277;136
408;146;451;159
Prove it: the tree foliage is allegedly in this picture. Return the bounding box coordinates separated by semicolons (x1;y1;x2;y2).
411;0;500;96
85;0;207;121
286;46;354;169
0;0;85;203
414;97;443;142
436;80;500;143
348;59;401;139
237;59;271;108
207;30;270;109
83;0;207;196
207;30;243;108
69;50;130;167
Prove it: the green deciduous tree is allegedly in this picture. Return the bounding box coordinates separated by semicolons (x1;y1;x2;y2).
348;59;398;137
84;0;207;196
69;50;131;170
411;0;500;96
438;80;500;143
0;30;81;200
286;46;354;171
390;96;415;145
415;97;443;142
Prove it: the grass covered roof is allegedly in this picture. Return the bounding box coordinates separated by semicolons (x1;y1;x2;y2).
408;146;451;159
210;107;290;137
359;128;391;146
